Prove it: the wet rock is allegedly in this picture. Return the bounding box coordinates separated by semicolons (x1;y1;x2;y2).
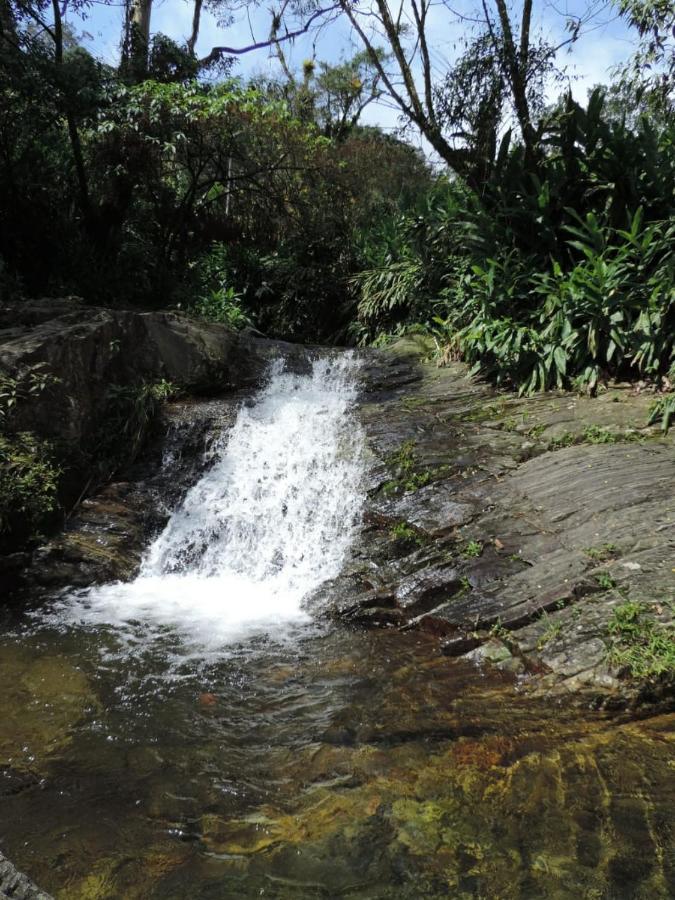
0;300;308;560
341;339;675;702
0;851;52;899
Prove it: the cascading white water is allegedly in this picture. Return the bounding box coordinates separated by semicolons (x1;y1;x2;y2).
51;354;365;650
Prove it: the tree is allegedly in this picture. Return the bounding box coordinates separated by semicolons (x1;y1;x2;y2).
615;0;674;105
1;1;97;218
255;50;388;139
122;0;152;81
188;0;342;73
338;0;599;187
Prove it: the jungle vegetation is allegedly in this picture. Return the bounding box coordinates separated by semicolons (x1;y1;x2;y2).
0;0;673;394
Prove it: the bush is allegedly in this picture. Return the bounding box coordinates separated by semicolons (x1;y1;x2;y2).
351;91;675;398
0;432;60;545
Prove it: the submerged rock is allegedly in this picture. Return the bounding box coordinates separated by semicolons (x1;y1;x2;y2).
0;646;98;772
0;851;53;900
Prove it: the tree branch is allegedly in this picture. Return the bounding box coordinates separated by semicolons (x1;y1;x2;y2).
199;4;341;68
187;0;202;55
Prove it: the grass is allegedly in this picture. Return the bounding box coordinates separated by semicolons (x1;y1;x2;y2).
526;423;547;439
489;619;509;640
461;540;483;559
606;600;675;679
595;571;616;590
548;425;645;451
537;617;563;651
389;521;425;547
584;543;620;561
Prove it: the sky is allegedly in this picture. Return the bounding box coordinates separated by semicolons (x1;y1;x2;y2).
68;0;638;151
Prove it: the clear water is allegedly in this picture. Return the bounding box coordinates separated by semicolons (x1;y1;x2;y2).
0;353;673;899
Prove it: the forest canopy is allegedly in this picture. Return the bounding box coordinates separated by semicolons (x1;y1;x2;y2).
0;0;673;391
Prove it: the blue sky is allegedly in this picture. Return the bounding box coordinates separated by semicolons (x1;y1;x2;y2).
69;0;637;147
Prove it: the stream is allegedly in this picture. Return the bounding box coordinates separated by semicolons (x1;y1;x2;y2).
0;353;673;899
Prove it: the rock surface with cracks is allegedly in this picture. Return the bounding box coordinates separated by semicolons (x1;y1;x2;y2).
316;338;675;709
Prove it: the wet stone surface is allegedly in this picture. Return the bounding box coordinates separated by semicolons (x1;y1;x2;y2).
0;625;673;899
318;339;675;708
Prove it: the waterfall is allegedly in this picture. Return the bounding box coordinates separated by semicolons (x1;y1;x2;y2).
51;354;365;650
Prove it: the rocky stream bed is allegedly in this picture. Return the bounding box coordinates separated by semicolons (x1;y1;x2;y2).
0;308;674;899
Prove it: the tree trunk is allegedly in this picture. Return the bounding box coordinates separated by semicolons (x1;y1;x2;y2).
123;0;153;81
51;0;91;222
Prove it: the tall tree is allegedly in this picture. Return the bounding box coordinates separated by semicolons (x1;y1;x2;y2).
122;0;152;81
338;0;595;186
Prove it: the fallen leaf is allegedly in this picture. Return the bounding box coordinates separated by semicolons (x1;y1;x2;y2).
198;692;217;707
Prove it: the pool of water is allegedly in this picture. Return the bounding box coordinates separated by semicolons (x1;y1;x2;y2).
0;616;673;899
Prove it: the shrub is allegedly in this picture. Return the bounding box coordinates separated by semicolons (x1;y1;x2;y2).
0;432;60;544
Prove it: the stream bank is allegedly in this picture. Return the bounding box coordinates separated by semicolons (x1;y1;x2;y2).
3;317;673;703
328;337;674;709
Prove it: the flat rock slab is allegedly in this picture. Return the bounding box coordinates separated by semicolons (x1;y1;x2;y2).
338;338;675;704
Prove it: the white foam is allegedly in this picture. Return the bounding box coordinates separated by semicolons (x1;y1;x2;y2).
51;354;365;651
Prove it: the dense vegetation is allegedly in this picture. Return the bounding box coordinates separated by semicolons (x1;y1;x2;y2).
1;0;672;388
1;2;672;358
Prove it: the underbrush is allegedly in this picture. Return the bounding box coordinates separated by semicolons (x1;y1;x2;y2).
432;211;674;398
0;431;60;545
0;367;61;549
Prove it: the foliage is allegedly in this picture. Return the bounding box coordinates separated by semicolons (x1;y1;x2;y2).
607;600;675;678
595;571;616;590
96;380;177;474
383;439;433;493
352;90;675;400
0;365;62;547
648;395;675;433
0;365;61;420
0;432;60;541
390;521;424;547
584;543;620;561
461;540;483;559
186;244;252;329
0;18;432;340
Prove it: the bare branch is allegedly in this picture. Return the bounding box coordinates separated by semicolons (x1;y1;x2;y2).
199;4;341;69
187;0;203;55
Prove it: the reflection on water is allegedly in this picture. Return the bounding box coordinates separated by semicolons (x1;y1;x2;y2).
0;621;673;899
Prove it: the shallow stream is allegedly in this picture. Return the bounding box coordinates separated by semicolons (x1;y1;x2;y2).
0;354;673;899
